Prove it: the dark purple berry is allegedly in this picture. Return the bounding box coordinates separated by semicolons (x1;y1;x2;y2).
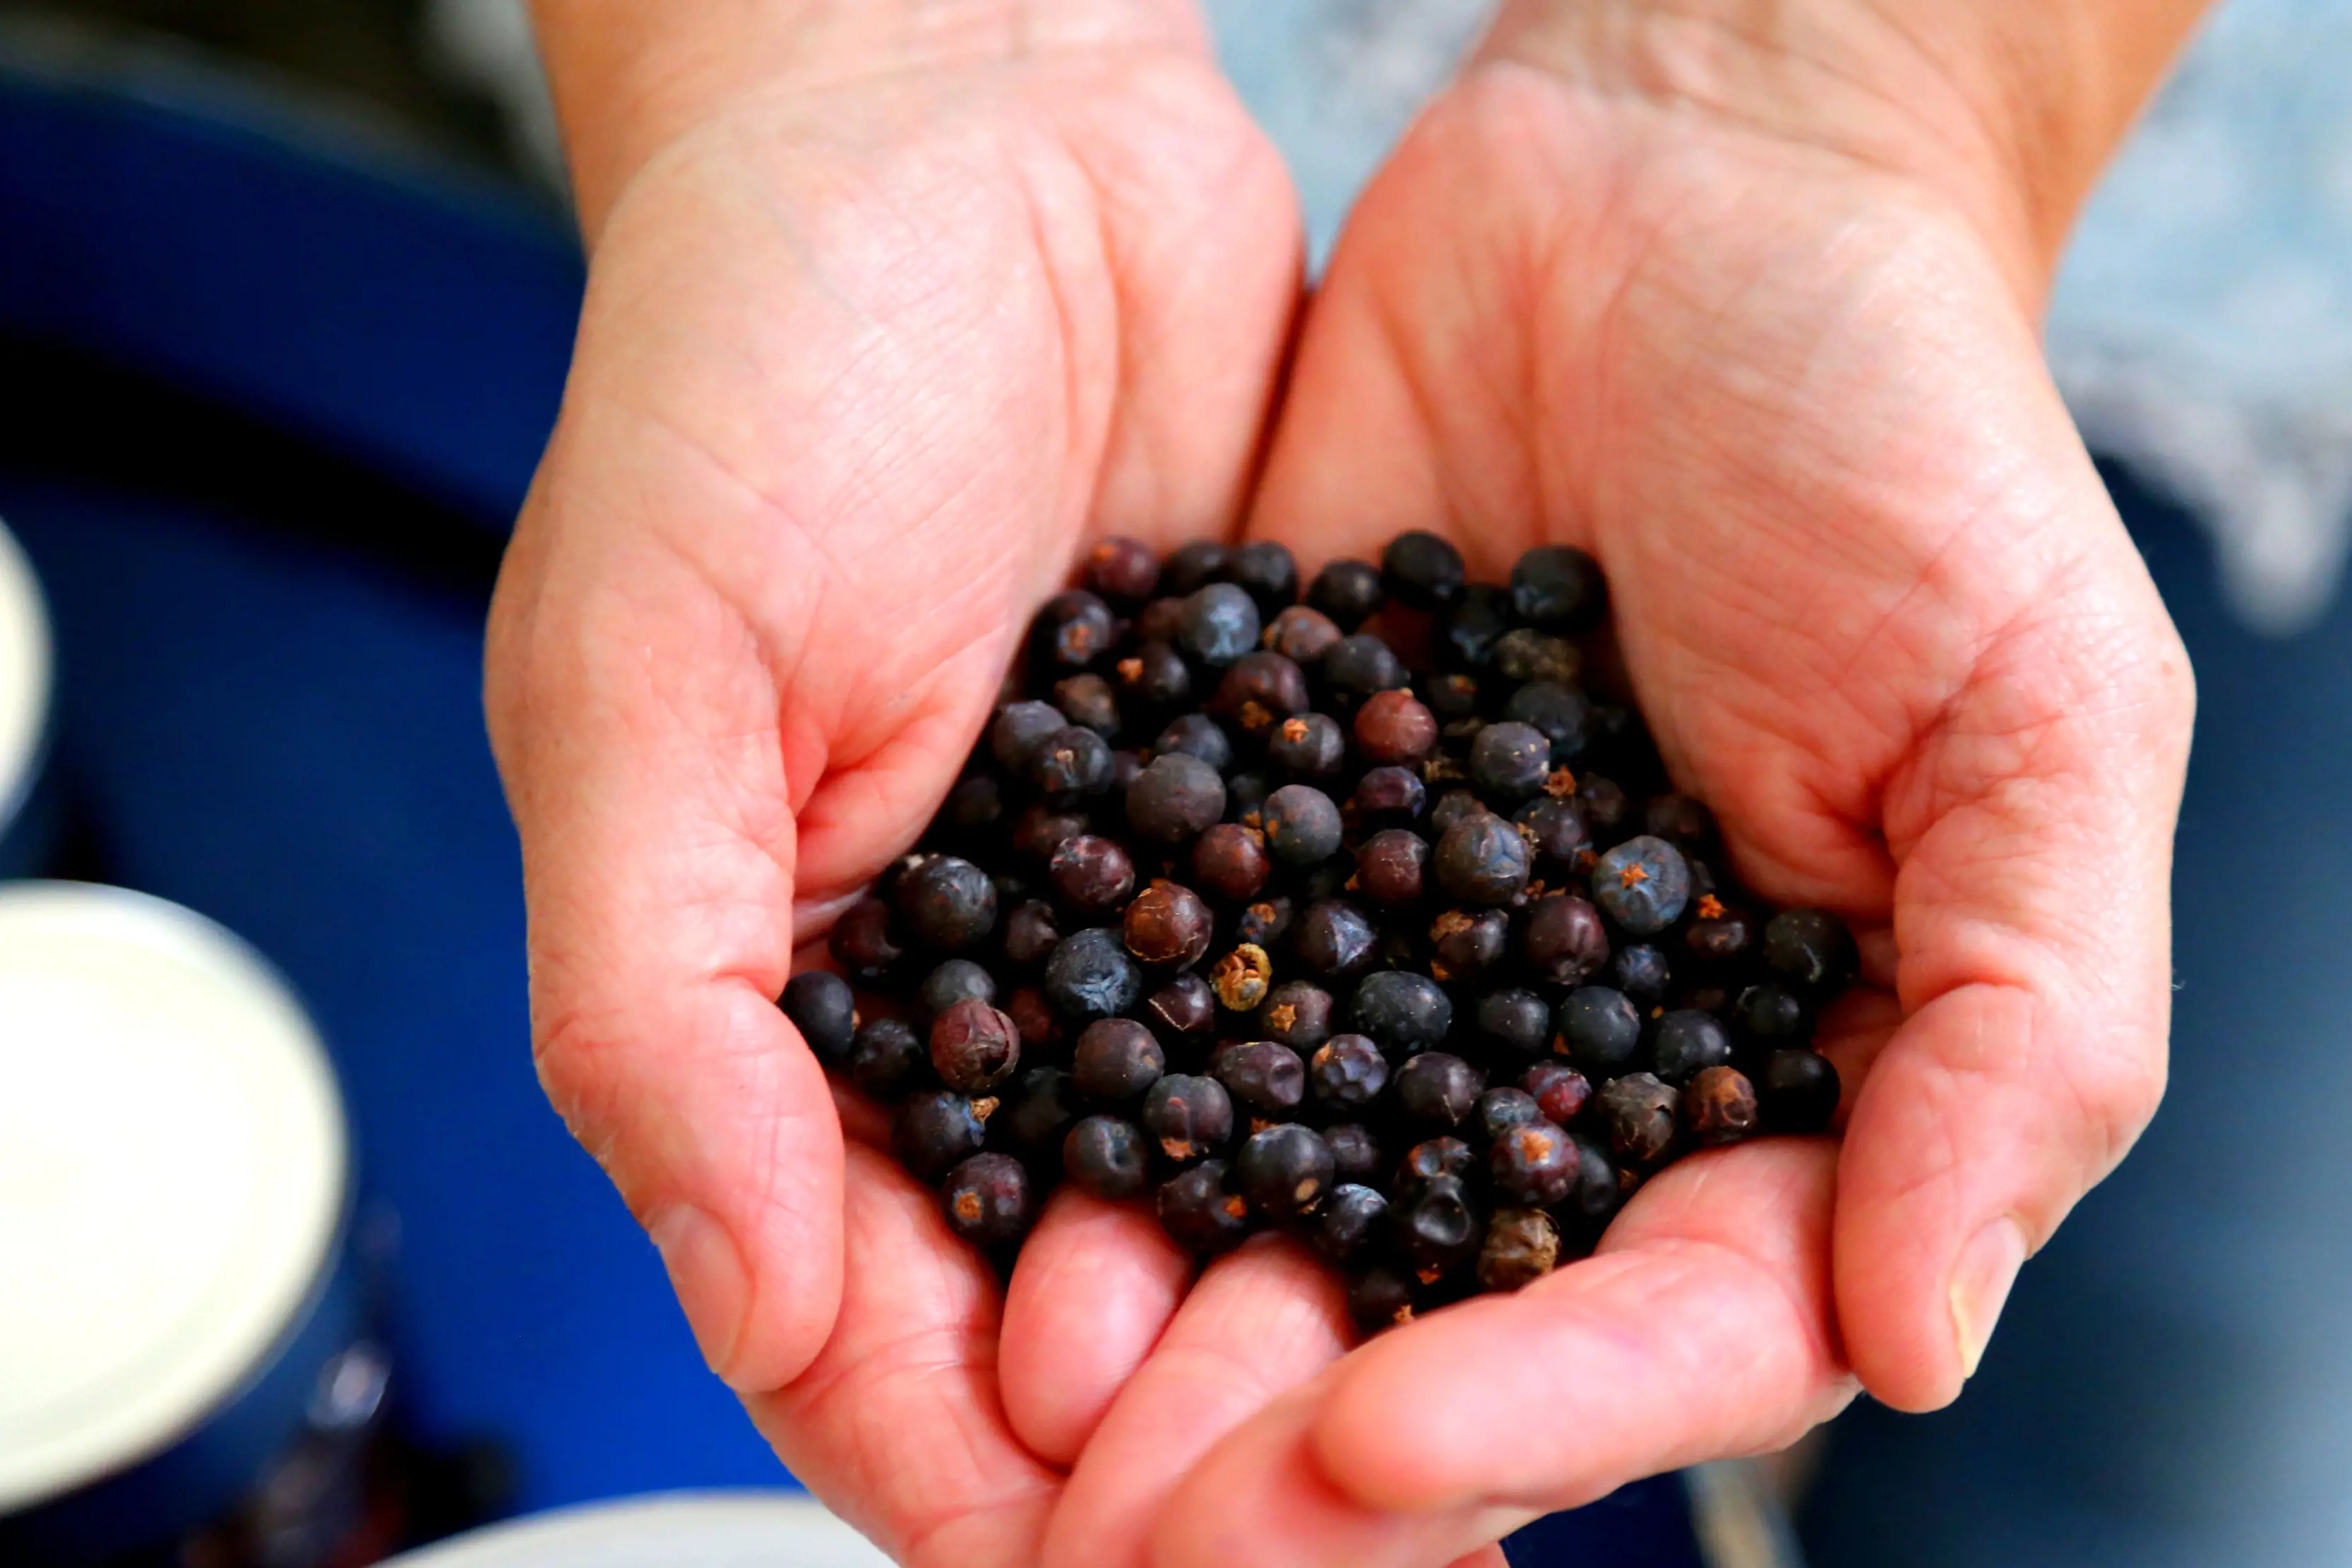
991;700;1065;771
1124;881;1214;969
1392;1175;1481;1276
1557;986;1643;1077
1267;712;1347;777
1503;681;1592;760
1178;583;1262;666
1355;830;1429;905
1308;1034;1390;1112
1085;536;1161;606
830;897;903;981
1043;928;1144;1021
1211;652;1310;737
1063;1115;1150;1199
1213;1041;1306;1115
1308;558;1386;629
895;1091;987;1182
1591;835;1691;936
1324;1123;1383;1184
1381;530;1466;609
1053;671;1121;737
781;971;856;1064
1609;945;1672;1007
1073;1017;1166;1104
931;998;1021;1094
1294;901;1378;980
1435;584;1514;670
1144;973;1217;1046
1395;1052;1484;1128
917;959;996;1022
1230;540;1300;614
897;856;999;950
1761;909;1860;1002
1476;988;1553;1058
1469;722;1553;801
1235;1123;1335;1217
1429;789;1490;838
945;774;1005;837
1521;894;1610;986
1190;822;1271;902
849;1017;926;1101
1003;1067;1086;1154
1323;634;1409;706
1162;541;1231;594
1489;1119;1579;1205
1522;1062;1593;1126
1493;628;1577;685
1353;690;1439;767
1684;1065;1760;1146
1002;900;1061;969
1032;590;1115;670
1116;641;1193;707
1760;1048;1841;1134
1577;773;1630;837
1025;725;1114;801
1598;1072;1680;1166
1262;784;1344;866
1513;796;1590;867
1510;544;1606;632
1563;1132;1624;1226
1475;1087;1545;1142
1349;765;1426;825
1643;794;1718;854
1235;897;1295;949
1395;1136;1474;1199
1012;803;1090;863
1158;1160;1253;1254
1049;834;1135;916
1136;596;1188;645
1349;971;1453;1058
1430;909;1510;986
1260;980;1335;1050
1313;1184;1390;1266
1142;1073;1234;1162
1433;813;1532;906
1349;1265;1420;1334
1736;983;1811;1044
1478;1208;1563;1292
1004;986;1062;1055
943;1154;1036;1247
1265;605;1344;664
1152;712;1234;772
1652;1009;1733;1084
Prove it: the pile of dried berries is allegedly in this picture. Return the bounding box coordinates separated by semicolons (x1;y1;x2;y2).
784;533;1856;1333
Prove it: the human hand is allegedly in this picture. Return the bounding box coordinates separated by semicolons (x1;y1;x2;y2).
1010;5;2197;1564
484;4;1301;1559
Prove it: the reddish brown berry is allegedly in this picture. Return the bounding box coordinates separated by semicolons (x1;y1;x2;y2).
1352;689;1439;766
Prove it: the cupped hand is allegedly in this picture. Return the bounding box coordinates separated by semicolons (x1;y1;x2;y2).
483;8;1302;1560
1020;11;2194;1567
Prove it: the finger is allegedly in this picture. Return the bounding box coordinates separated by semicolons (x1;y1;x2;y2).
1148;1380;1534;1568
486;484;843;1394
999;1187;1195;1465
1041;1233;1350;1568
1311;1139;1853;1516
1839;554;2192;1406
746;1142;1061;1567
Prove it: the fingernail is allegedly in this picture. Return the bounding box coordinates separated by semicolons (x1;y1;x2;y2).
649;1204;748;1383
1950;1216;2027;1379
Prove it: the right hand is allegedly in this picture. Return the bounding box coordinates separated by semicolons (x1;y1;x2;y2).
484;6;1301;1558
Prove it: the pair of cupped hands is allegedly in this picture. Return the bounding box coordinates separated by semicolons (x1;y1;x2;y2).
484;3;2193;1564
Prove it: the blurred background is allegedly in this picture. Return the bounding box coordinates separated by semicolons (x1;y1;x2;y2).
0;1;2346;1564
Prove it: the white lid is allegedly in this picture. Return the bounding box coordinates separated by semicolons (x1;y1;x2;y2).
0;517;52;822
383;1492;895;1568
0;883;347;1513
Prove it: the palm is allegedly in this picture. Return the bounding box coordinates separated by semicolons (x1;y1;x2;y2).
484;25;1303;1563
1049;61;2191;1567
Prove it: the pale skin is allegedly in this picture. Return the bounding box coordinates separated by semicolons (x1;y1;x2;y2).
485;2;2206;1564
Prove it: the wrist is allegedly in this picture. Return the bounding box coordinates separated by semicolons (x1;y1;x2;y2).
527;0;1204;235
1481;0;2211;299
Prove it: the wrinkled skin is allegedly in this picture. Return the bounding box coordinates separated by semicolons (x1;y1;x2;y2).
486;7;2192;1566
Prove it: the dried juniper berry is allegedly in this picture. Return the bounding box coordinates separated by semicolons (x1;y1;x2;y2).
1001;900;1061;969
1395;1135;1475;1199
1213;1041;1306;1116
1476;988;1553;1059
1190;822;1271;902
1235;897;1294;950
1142;1073;1233;1163
830;897;902;981
1032;590;1116;670
1210;943;1275;1012
1643;794;1719;855
1431;909;1510;986
943;1154;1035;1247
1116;640;1192;708
780;971;856;1065
1522;1062;1593;1126
1563;1132;1625;1228
1177;582;1262;666
1321;633;1409;707
1590;834;1691;936
1258;784;1342;866
1005;986;1063;1054
1510;544;1606;630
1684;1065;1760;1146
1349;765;1426;825
849;1017;926;1102
1224;771;1272;823
1469;722;1553;802
943;774;1004;839
1121;882;1212;969
1598;1072;1680;1166
1313;1184;1390;1266
895;1091;989;1182
1114;750;1148;796
1063;1115;1151;1200
1435;584;1515;669
1051;672;1121;738
1761;909;1860;1001
1513;797;1589;870
990;699;1065;772
1003;1067;1085;1154
1493;628;1578;685
1049;834;1135;916
1267;712;1347;777
1396;1052;1484;1128
1760;1048;1841;1134
1211;651;1310;736
1522;894;1611;986
1143;972;1217;1048
1230;540;1300;615
1652;1009;1733;1084
1423;671;1483;724
1433;812;1532;906
1073;1018;1166;1104
1354;829;1429;906
1152;712;1234;772
1353;689;1440;767
1125;752;1226;848
1025;725;1114;801
1294;900;1379;980
1162;540;1231;595
1392;1175;1481;1277
1556;986;1644;1077
1349;1265;1420;1334
1429;789;1489;838
1265;605;1344;664
1476;1087;1546;1142
930;998;1021;1094
1157;1160;1253;1254
1084;535;1160;606
1043;927;1144;1022
1382;529;1467;609
1260;979;1335;1051
1324;1123;1383;1185
1308;1034;1390;1113
1735;983;1811;1045
917;959;996;1022
1349;971;1453;1059
1236;1123;1335;1218
1479;1207;1563;1292
1135;596;1187;645
1308;558;1387;629
1489;1119;1579;1206
1608;945;1672;1007
1012;803;1090;863
1503;679;1592;762
1577;773;1630;839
